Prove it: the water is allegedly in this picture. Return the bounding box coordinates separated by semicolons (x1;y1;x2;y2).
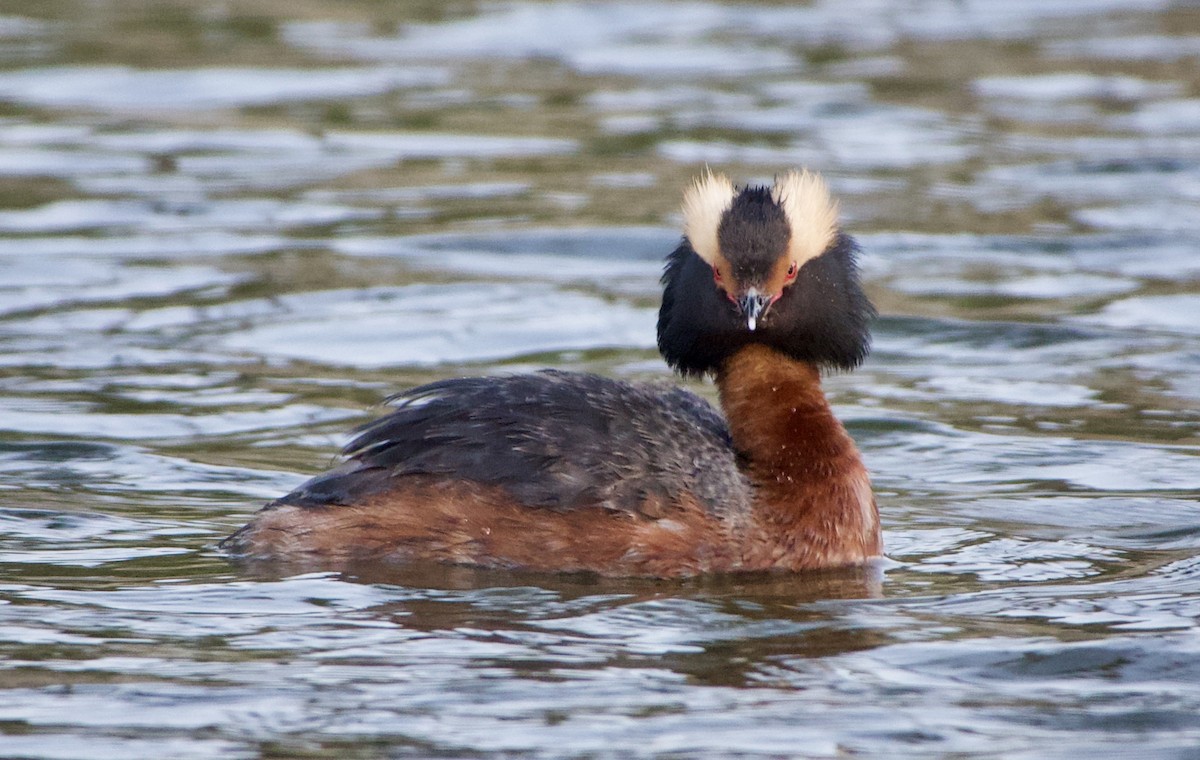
1;1;1198;757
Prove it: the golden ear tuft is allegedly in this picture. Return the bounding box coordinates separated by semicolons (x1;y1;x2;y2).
771;169;839;265
681;169;735;265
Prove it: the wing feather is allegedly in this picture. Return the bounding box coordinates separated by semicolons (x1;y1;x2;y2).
275;371;752;520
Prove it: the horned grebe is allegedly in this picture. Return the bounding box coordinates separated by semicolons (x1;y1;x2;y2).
222;170;879;577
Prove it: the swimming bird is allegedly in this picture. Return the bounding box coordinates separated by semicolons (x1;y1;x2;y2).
221;169;880;577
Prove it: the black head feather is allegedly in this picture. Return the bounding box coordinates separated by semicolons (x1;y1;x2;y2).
716;186;791;284
657;184;874;376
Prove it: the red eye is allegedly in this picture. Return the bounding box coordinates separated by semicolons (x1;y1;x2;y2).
785;261;798;281
713;266;723;284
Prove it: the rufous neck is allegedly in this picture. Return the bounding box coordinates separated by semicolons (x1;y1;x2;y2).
715;344;847;477
714;344;881;565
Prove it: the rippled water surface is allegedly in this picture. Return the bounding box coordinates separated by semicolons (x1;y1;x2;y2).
2;1;1199;757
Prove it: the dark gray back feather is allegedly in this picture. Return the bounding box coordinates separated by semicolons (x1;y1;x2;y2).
277;371;753;520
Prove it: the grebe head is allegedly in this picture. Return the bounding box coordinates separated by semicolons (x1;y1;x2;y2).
658;168;875;376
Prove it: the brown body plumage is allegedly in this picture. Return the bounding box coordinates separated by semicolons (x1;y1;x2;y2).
222;169;881;577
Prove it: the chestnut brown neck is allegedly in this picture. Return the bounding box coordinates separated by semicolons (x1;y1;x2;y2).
715;344;881;568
